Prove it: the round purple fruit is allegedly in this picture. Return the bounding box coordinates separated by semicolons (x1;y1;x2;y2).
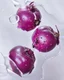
17;2;41;31
32;25;60;52
9;46;35;75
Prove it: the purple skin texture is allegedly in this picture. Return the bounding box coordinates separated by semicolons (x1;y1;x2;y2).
9;46;35;75
17;2;41;31
10;60;21;76
32;25;59;52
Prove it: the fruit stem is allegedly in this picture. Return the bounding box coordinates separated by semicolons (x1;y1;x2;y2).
55;25;60;45
55;25;59;35
29;1;34;5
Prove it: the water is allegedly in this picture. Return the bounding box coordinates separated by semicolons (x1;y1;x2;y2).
0;0;64;80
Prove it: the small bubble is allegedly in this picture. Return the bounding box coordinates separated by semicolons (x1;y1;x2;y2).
25;64;27;67
46;35;48;37
30;20;32;22
50;44;52;46
9;14;19;24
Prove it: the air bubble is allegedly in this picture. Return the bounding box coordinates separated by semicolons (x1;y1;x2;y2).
9;14;19;24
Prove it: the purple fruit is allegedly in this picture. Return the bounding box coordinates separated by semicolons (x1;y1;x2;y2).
9;46;35;75
17;2;41;31
32;25;60;52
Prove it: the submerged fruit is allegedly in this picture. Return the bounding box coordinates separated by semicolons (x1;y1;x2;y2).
17;2;41;31
9;46;35;75
32;25;60;52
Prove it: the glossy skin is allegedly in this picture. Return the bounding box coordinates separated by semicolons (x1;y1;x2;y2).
32;26;59;52
9;46;35;75
17;9;35;31
10;60;21;76
26;2;41;26
17;2;41;31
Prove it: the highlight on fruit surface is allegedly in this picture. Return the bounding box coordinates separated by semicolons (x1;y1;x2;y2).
32;25;60;52
9;46;35;76
17;2;41;31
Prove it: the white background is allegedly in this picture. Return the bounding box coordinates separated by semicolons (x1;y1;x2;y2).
0;0;64;80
